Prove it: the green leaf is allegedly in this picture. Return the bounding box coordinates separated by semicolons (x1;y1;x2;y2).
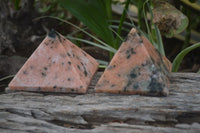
14;0;21;10
59;0;115;48
172;42;200;72
154;24;165;56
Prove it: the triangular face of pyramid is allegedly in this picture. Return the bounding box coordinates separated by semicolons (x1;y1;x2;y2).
9;30;99;93
95;28;171;96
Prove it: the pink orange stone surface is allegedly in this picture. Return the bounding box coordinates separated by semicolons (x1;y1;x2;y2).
95;28;172;96
8;30;99;93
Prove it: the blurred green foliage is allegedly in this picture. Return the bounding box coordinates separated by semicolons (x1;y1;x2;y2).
35;0;200;71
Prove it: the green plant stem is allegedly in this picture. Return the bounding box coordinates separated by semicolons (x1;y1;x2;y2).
172;42;200;72
105;0;112;20
179;0;200;12
182;9;191;50
155;25;165;56
138;0;146;31
33;16;117;53
143;0;153;43
67;36;117;53
109;27;124;41
0;75;15;82
115;0;131;48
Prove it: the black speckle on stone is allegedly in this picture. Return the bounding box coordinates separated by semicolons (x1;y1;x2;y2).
23;71;27;75
50;46;53;48
152;69;157;74
126;55;130;59
44;42;49;46
130;73;137;78
123;67;141;92
68;78;71;81
48;29;56;38
41;72;46;77
142;63;145;67
80;86;83;88
30;66;33;69
117;74;121;77
148;78;164;94
71;89;74;92
107;65;116;70
126;50;130;54
126;48;136;59
61;62;64;65
44;67;48;70
68;61;71;65
53;61;55;64
133;83;139;90
77;65;81;70
51;41;54;44
66;52;71;57
131;48;136;54
53;85;57;88
72;53;75;57
81;63;88;77
129;67;140;79
84;70;88;77
139;39;143;44
111;84;115;87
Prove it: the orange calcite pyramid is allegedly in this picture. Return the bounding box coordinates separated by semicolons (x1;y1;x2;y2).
9;30;99;93
95;28;171;96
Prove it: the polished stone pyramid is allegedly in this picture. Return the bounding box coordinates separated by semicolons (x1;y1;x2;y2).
9;30;99;93
95;28;171;96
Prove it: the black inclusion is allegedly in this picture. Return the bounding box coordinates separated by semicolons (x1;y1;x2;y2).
48;29;56;38
148;78;163;93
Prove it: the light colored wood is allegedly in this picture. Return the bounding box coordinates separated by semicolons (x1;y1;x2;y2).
0;72;200;133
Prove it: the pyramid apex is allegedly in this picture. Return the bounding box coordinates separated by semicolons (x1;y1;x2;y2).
48;29;57;38
9;31;99;93
130;28;137;34
95;28;171;96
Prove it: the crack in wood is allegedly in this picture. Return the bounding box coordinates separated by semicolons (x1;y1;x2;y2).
48;120;94;129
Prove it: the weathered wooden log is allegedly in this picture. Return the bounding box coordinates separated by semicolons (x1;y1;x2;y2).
0;72;200;133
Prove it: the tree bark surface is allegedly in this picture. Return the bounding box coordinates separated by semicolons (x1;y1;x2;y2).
0;72;200;133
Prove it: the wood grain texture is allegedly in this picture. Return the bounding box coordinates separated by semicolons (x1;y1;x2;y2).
0;72;200;133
